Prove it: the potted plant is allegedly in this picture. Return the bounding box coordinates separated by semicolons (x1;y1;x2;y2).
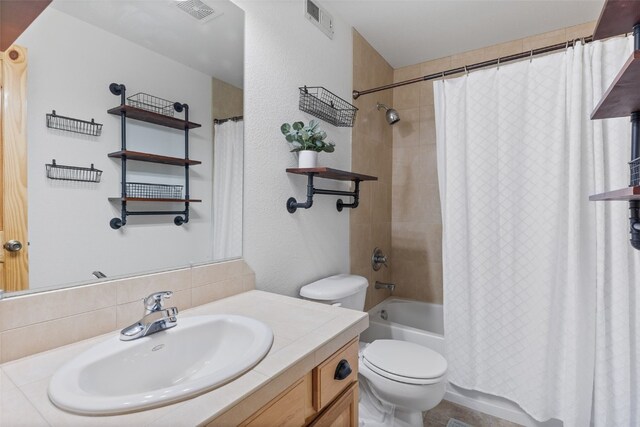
281;120;335;168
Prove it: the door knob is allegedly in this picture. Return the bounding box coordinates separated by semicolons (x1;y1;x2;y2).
4;240;23;252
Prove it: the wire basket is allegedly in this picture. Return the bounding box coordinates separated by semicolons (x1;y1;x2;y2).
46;110;102;136
126;182;183;199
126;93;176;117
46;160;102;183
299;86;358;127
631;157;640;186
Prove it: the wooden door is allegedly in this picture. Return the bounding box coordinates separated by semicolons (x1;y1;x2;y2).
0;45;29;292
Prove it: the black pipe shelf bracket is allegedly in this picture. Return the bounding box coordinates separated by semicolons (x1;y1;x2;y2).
107;83;202;230
588;2;640;251
285;167;377;213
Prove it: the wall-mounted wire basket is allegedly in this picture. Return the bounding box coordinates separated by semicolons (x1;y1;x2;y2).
46;110;103;136
298;86;358;127
127;93;177;117
46;159;102;183
126;182;183;199
631;157;640;186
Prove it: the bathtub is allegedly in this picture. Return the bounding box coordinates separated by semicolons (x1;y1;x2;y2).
360;298;562;427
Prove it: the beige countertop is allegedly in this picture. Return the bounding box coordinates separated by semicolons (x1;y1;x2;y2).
0;290;368;426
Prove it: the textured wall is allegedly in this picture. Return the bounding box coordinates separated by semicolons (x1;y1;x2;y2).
237;0;353;297
390;21;597;304
351;30;394;311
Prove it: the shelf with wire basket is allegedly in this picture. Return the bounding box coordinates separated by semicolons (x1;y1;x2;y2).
107;83;201;229
298;86;358;127
46;110;103;136
46;159;102;183
589;0;640;250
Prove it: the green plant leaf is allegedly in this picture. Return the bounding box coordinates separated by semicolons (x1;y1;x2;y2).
285;134;295;143
292;121;304;131
324;145;335;153
280;123;291;134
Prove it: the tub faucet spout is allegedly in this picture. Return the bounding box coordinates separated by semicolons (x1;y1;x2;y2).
375;281;395;292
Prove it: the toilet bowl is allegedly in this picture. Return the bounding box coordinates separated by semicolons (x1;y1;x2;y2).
300;274;447;427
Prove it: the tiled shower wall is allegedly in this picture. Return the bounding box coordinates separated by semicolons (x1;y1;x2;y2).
351;30;394;311
389;22;597;304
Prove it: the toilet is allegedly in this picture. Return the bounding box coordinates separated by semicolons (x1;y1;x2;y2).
300;274;447;427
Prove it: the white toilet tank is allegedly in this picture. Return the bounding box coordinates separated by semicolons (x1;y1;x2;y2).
299;274;368;310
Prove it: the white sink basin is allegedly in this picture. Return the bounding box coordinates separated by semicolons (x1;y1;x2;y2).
48;314;273;415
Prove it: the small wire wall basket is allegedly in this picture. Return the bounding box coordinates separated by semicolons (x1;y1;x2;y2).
126;182;183;199
127;93;176;117
46;160;102;183
298;86;358;127
631;157;640;186
46;110;103;136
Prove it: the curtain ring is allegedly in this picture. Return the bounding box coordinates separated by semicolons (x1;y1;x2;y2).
497;57;501;70
464;65;469;75
441;71;445;81
529;49;534;63
565;40;569;50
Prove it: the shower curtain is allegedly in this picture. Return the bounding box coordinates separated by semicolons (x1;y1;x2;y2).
213;120;243;260
434;37;639;426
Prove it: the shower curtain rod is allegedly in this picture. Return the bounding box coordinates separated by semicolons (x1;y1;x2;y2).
352;35;595;99
214;115;243;124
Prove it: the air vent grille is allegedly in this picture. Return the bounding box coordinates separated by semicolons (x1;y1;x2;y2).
174;0;217;22
305;0;334;39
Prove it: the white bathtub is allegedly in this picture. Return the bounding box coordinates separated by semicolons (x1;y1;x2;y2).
360;298;562;427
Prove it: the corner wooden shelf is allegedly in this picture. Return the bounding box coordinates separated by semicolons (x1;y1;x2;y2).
589;186;640;201
591;51;640;119
589;0;640;249
593;0;640;41
107;105;201;130
285;167;377;182
109;197;202;203
108;150;201;166
285;167;377;213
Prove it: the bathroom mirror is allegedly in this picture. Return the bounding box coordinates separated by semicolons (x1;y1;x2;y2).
4;0;244;296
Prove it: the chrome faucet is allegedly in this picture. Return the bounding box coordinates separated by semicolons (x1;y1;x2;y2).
120;291;178;341
375;281;395;292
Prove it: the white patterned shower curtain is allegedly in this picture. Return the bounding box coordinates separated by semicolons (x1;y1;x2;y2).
213;120;243;260
434;37;639;426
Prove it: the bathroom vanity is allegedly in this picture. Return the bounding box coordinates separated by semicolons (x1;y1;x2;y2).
0;290;367;426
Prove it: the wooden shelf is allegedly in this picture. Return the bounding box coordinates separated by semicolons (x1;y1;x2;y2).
592;51;640;119
286;167;377;182
589;186;640;201
593;0;640;41
109;197;202;203
107;105;201;130
108;150;201;166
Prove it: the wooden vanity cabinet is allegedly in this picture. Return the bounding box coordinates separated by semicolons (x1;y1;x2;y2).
239;338;359;427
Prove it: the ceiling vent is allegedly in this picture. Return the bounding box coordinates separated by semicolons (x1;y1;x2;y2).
173;0;222;23
305;0;334;40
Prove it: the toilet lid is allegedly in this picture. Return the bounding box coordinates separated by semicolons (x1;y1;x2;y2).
362;340;447;385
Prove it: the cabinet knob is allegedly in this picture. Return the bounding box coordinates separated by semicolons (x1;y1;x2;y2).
334;359;352;380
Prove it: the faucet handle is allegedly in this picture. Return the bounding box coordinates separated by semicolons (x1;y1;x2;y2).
371;247;389;271
144;291;173;314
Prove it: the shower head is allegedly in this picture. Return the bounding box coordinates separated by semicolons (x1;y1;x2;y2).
376;103;400;125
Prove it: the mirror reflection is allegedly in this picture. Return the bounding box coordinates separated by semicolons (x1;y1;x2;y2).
4;0;244;295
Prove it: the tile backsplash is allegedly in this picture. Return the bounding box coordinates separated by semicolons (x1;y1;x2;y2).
0;259;255;363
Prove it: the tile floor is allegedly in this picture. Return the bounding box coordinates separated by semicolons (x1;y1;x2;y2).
423;400;523;427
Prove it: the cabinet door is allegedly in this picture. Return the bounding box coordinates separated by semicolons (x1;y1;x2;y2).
240;378;306;427
313;338;359;411
309;382;358;427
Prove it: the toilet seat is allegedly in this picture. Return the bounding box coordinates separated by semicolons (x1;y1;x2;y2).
362;340;447;385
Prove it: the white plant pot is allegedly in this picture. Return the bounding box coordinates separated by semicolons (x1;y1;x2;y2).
298;151;318;169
